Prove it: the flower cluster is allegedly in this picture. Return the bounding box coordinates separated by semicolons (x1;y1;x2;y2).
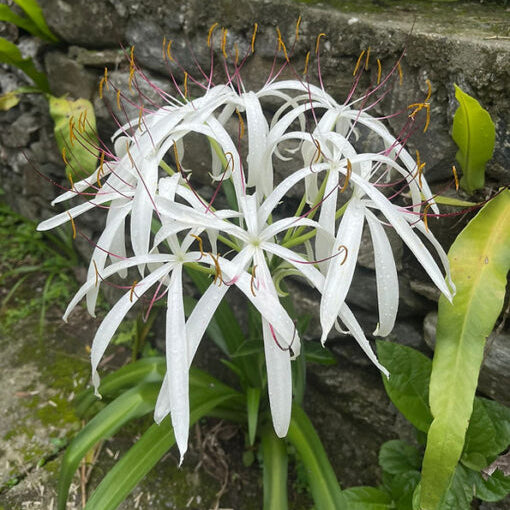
37;26;454;462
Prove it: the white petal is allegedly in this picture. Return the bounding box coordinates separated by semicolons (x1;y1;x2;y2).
320;199;365;343
365;210;398;337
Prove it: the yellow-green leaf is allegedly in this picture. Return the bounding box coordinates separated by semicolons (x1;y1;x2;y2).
452;85;495;194
48;95;99;179
12;0;58;42
0;91;20;111
420;189;510;510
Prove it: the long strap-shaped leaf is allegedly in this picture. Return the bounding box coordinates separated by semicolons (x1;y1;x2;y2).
58;382;161;510
261;426;288;510
287;404;343;509
83;390;240;510
420;190;510;510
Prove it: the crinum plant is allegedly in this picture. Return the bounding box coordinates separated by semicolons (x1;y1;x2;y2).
37;21;455;509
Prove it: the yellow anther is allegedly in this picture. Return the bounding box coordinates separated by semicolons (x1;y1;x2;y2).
423;203;432;232
173;143;182;173
225;151;235;172
67;171;74;190
415;150;426;188
315;32;326;55
162;36;166;58
341;159;352;193
397;61;403;85
77;111;84;133
81;109;88;131
295;16;302;41
68;116;76;146
99;77;105;99
207;22;219;47
221;28;228;58
234;42;239;64
425;79;432;102
128;66;135;92
93;260;99;287
103;67;109;91
67;211;76;239
208;252;223;285
365;46;371;70
166;40;173;62
276;27;289;62
251;23;258;53
312;137;322;163
235;109;245;139
190;234;205;258
183;71;188;98
353;49;366;76
116;89;121;111
408;102;431;133
303;50;310;75
129;280;138;302
137;106;143;130
376;58;382;85
250;265;258;297
62;146;69;167
130;46;135;66
338;245;348;265
452;165;459;191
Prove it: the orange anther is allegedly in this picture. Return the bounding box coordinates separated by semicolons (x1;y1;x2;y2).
67;211;76;239
129;280;138;302
207;23;218;47
353;50;366;76
341;159;352;193
303;51;310;75
315;33;326;55
251;23;258;53
295;16;302;41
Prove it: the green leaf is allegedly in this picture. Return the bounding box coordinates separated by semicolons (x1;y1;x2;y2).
231;339;264;358
261;426;288;510
0;5;41;38
337;487;393;509
48;95;99;178
452;84;495;194
58;382;160;510
376;341;432;432
385;471;420;510
13;0;58;41
83;377;240;510
287;404;342;510
420;189;510;510
435;465;475;510
462;397;510;469
379;440;422;475
474;469;510;502
303;341;337;365
0;37;49;92
247;386;261;446
75;357;165;416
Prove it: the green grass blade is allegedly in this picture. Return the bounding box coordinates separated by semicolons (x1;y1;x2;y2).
13;0;58;41
420;190;510;510
75;357;165;415
287;404;342;509
58;382;160;510
0;37;49;91
83;390;239;510
261;426;288;510
452;85;495;194
0;5;41;36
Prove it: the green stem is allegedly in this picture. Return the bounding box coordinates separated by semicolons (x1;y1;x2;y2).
261;426;288;510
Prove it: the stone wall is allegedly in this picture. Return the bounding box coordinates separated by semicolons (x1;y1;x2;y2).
0;0;509;497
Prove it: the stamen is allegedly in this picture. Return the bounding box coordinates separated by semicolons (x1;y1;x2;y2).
423;203;432;232
250;264;257;296
397;61;403;85
276;27;289;62
236;109;245;139
234;42;239;64
99;77;105;99
365;46;371;70
312;137;322;163
183;71;188;98
126;141;135;167
452;165;459;190
207;23;219;47
137;106;143;130
190;234;205;258
425;79;432;102
162;36;166;58
338;245;348;265
315;33;326;55
376;58;382;85
341;159;352;193
303;51;310;75
221;28;228;58
62;146;69;167
166;40;174;61
129;46;136;92
129;280;138;302
67;211;76;239
173;143;182;173
103;67;109;91
295;16;302;41
225;151;235;172
68;116;75;146
415;150;426;188
67;171;74;190
208;252;223;285
353;49;366;76
116;89;121;110
251;23;258;53
93;260;99;287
